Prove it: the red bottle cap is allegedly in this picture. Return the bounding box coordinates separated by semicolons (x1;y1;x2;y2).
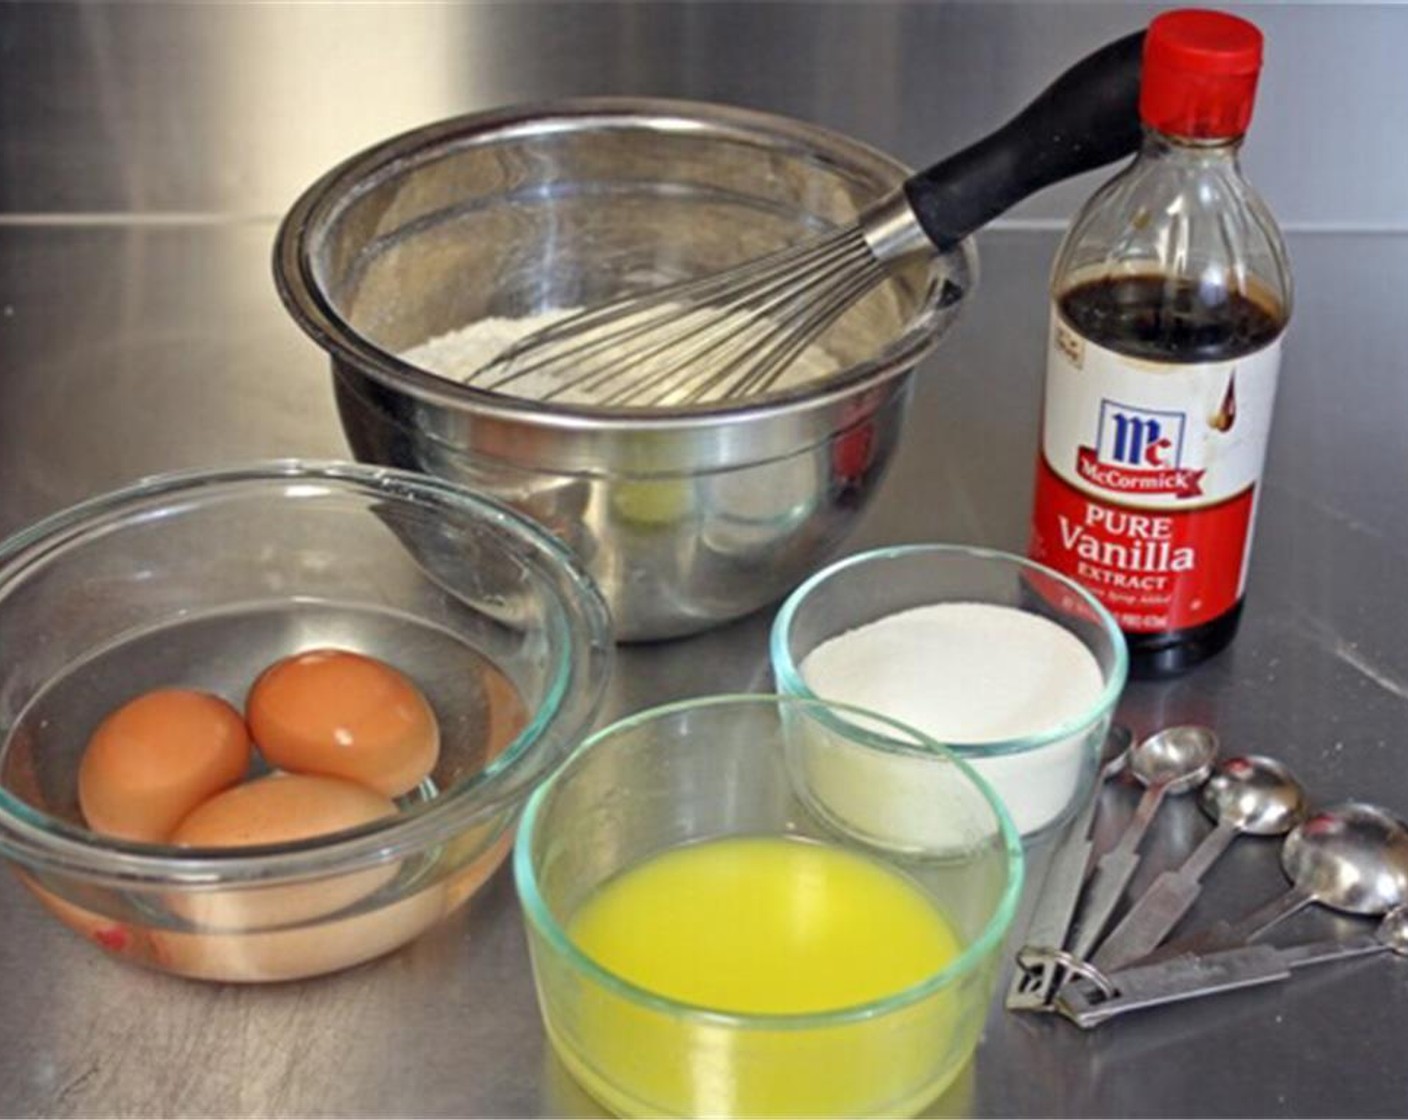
1140;9;1264;139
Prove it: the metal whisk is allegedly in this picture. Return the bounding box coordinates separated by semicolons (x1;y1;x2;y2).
468;30;1146;408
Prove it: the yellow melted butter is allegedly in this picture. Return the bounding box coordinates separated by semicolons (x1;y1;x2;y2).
552;835;978;1118
569;834;962;1015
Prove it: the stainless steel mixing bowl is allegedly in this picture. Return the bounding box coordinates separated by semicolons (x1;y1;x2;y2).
274;98;975;641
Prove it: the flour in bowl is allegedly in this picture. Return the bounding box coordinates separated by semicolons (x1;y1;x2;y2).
401;306;839;406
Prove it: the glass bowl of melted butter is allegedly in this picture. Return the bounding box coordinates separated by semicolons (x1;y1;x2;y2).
515;693;1022;1119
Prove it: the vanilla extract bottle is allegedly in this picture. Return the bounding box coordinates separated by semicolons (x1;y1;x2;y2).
1028;9;1292;678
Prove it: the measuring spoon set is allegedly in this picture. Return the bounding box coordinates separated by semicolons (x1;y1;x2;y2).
1006;725;1408;1028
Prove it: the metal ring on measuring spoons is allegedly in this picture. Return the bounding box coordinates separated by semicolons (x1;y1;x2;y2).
1016;945;1119;1000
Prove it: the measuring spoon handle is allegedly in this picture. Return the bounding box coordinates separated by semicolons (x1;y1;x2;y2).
1090;822;1239;971
1091;868;1203;972
1071;845;1141;961
1205;886;1314;949
1070;785;1167;959
1058;931;1388;1028
1005;805;1098;1010
1057;944;1290;1027
1120;782;1169;854
1176;819;1239;883
1136;886;1316;965
1277;934;1388;969
1006;725;1132;1012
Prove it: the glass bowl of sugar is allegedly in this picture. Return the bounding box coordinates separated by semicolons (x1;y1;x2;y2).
770;544;1126;841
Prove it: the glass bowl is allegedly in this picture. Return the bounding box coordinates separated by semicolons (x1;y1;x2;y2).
770;544;1127;841
514;693;1022;1119
0;461;612;981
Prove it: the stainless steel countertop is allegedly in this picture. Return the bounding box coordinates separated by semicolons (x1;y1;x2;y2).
4;4;1408;1116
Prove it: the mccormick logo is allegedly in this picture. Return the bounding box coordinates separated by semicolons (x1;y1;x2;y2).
1076;401;1205;498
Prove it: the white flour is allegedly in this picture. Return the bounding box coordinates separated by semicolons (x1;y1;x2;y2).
798;601;1107;839
402;306;839;406
402;309;584;400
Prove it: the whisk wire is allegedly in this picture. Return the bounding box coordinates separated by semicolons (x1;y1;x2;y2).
601;232;879;406
677;247;885;405
721;265;888;403
467;226;883;406
473;233;844;391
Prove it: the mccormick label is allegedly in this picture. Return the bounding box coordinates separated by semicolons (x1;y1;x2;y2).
1029;310;1282;634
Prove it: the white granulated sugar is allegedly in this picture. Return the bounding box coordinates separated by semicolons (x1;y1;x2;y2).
799;601;1107;838
802;602;1104;743
401;305;838;406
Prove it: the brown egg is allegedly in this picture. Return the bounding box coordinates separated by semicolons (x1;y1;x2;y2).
169;771;400;927
171;770;395;848
78;688;252;843
246;649;439;798
151;882;446;982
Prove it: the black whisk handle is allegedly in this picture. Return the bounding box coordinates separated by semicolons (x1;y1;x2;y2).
901;29;1146;251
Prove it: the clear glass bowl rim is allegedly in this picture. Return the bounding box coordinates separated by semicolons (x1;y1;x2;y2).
0;459;613;888
769;543;1129;759
512;691;1025;1029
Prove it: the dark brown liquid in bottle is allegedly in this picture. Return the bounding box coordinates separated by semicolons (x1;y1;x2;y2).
1058;275;1287;678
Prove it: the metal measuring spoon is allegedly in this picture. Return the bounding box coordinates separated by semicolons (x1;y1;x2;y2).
1156;801;1408;959
1006;723;1133;1011
1068;726;1219;962
1057;904;1408;1028
1090;755;1308;972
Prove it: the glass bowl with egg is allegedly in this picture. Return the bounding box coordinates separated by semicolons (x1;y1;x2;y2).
770;544;1127;841
0;461;611;981
514;693;1022;1119
273;97;975;641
